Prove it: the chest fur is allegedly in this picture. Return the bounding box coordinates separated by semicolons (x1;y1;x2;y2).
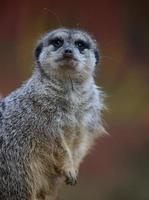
53;91;86;127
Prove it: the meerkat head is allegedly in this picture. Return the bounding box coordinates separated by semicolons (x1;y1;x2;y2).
34;28;99;81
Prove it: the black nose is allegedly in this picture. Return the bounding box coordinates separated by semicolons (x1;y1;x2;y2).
64;48;73;57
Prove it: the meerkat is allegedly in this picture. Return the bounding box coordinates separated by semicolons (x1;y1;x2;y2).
0;28;105;200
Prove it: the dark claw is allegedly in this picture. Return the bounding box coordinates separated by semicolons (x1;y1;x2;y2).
65;171;78;186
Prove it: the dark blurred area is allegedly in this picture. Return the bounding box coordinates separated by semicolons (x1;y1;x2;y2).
0;0;149;199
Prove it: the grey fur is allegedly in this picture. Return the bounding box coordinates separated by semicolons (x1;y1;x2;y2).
0;28;105;200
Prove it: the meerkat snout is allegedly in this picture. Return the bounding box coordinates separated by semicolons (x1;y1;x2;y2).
63;47;73;58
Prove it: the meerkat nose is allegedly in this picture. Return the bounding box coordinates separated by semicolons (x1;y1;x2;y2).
63;48;73;58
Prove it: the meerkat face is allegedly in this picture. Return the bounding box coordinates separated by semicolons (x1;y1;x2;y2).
35;28;99;80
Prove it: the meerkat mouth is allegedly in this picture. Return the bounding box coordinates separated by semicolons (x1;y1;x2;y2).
56;56;78;62
55;56;78;67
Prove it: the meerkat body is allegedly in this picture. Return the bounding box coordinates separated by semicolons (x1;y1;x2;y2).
0;28;105;200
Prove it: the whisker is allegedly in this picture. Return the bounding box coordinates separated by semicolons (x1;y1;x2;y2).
43;8;63;27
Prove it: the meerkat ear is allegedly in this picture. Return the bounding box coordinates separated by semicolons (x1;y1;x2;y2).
94;49;99;65
35;43;43;61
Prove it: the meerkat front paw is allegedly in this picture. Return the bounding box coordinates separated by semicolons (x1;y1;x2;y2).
64;169;78;185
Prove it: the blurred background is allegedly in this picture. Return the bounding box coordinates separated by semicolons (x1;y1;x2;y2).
0;0;149;199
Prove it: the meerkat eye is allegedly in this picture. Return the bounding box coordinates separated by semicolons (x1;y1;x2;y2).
75;40;89;51
49;38;64;49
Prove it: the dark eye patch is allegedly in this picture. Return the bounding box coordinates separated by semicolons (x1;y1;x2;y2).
75;40;90;51
48;37;64;49
35;43;43;60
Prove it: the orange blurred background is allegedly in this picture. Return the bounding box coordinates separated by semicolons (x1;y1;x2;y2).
0;1;149;199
